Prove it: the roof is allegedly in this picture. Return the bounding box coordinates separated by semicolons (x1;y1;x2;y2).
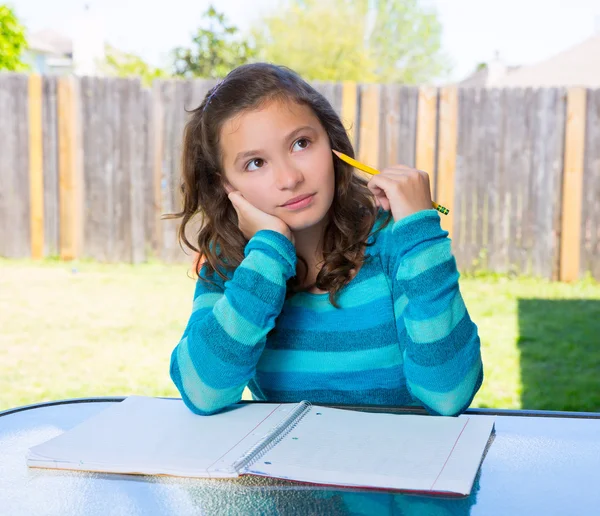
492;34;600;88
27;29;72;56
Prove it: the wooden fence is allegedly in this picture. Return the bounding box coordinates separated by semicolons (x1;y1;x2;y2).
0;73;598;281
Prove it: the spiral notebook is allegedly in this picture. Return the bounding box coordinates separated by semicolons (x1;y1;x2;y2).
27;396;494;496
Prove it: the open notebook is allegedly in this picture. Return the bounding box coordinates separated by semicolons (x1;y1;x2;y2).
27;396;495;496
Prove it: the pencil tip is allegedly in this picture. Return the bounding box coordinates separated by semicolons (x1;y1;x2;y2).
331;149;341;157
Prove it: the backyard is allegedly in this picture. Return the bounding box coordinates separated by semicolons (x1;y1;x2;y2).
1;258;599;413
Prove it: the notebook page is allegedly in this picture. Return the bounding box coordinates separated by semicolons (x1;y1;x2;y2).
247;406;494;494
27;397;295;477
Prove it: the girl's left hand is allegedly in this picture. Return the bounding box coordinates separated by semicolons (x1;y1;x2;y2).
367;165;433;222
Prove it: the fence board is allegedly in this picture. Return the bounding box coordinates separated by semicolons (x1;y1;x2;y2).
130;82;147;264
81;77;104;260
453;88;468;268
380;84;400;168
398;87;418;168
504;89;526;274
465;88;483;270
16;74;31;258
532;88;566;279
416;87;437;183
358;84;381;168
29;75;44;259
483;88;503;272
42;76;59;256
0;74;30;258
436;87;457;239
474;89;490;269
581;89;600;280
560;88;587;281
516;89;536;275
341;82;358;148
58;77;79;260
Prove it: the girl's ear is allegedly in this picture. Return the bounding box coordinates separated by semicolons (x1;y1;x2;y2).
222;180;234;195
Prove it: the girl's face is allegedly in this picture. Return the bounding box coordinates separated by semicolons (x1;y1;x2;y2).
219;98;335;233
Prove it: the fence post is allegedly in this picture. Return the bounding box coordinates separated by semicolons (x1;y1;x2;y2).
341;81;358;148
29;74;44;259
415;86;438;192
57;76;82;260
358;84;381;168
436;87;458;238
559;87;587;282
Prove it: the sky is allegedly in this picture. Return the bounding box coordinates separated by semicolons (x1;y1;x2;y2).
9;0;600;81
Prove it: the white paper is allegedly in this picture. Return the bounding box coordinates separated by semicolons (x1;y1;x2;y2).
247;406;494;495
27;396;294;477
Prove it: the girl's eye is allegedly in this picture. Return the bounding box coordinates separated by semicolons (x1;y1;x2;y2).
246;158;264;172
292;138;310;152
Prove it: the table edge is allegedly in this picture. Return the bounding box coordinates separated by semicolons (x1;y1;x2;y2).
2;397;599;419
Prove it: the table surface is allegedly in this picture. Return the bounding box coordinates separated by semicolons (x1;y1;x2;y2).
1;398;599;516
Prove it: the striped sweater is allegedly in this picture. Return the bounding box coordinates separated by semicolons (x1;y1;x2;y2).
170;209;483;416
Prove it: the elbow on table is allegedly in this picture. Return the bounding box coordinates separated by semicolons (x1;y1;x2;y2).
416;364;484;417
180;395;232;416
170;349;242;416
423;398;469;417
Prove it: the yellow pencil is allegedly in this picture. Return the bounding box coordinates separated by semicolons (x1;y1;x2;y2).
332;150;449;216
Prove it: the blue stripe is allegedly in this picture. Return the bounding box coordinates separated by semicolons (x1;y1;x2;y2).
238;250;288;287
174;337;246;413
399;258;459;299
404;291;466;343
256;365;406;391
396;239;453;281
186;318;265;385
266;321;398;351
258;386;415;406
192;293;222;312
213;297;265;345
257;344;403;373
277;296;395;331
404;334;481;391
230;266;287;307
404;311;477;366
407;357;482;416
286;272;391;311
394;294;408;318
226;285;282;329
403;284;457;320
247;232;296;271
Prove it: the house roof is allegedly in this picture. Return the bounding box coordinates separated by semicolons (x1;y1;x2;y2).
28;29;72;56
492;34;600;88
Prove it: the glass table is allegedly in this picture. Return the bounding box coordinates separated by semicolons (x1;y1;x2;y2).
1;397;599;515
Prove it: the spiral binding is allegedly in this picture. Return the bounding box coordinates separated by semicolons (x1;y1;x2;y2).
232;400;312;474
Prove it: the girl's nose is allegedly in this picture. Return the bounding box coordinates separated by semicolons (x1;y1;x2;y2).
274;163;304;190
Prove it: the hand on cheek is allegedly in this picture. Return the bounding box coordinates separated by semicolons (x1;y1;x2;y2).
224;185;294;245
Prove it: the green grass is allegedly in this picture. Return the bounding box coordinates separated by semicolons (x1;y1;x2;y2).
1;259;599;412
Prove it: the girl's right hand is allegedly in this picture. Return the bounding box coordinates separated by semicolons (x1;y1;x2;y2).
227;191;294;244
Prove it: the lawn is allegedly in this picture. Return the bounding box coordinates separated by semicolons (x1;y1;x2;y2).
1;258;599;412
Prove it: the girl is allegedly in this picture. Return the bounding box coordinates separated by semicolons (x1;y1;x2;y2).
169;63;483;417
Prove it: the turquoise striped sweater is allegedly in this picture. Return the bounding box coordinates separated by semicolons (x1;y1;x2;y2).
170;209;483;416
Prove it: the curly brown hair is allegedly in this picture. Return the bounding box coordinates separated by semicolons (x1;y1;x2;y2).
166;63;390;305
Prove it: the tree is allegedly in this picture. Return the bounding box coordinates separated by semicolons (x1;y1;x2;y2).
0;4;28;71
172;5;256;79
367;0;450;83
102;44;168;86
252;0;376;82
253;0;451;84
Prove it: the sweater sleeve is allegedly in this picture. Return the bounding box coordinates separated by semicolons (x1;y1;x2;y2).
170;230;297;415
378;209;483;416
